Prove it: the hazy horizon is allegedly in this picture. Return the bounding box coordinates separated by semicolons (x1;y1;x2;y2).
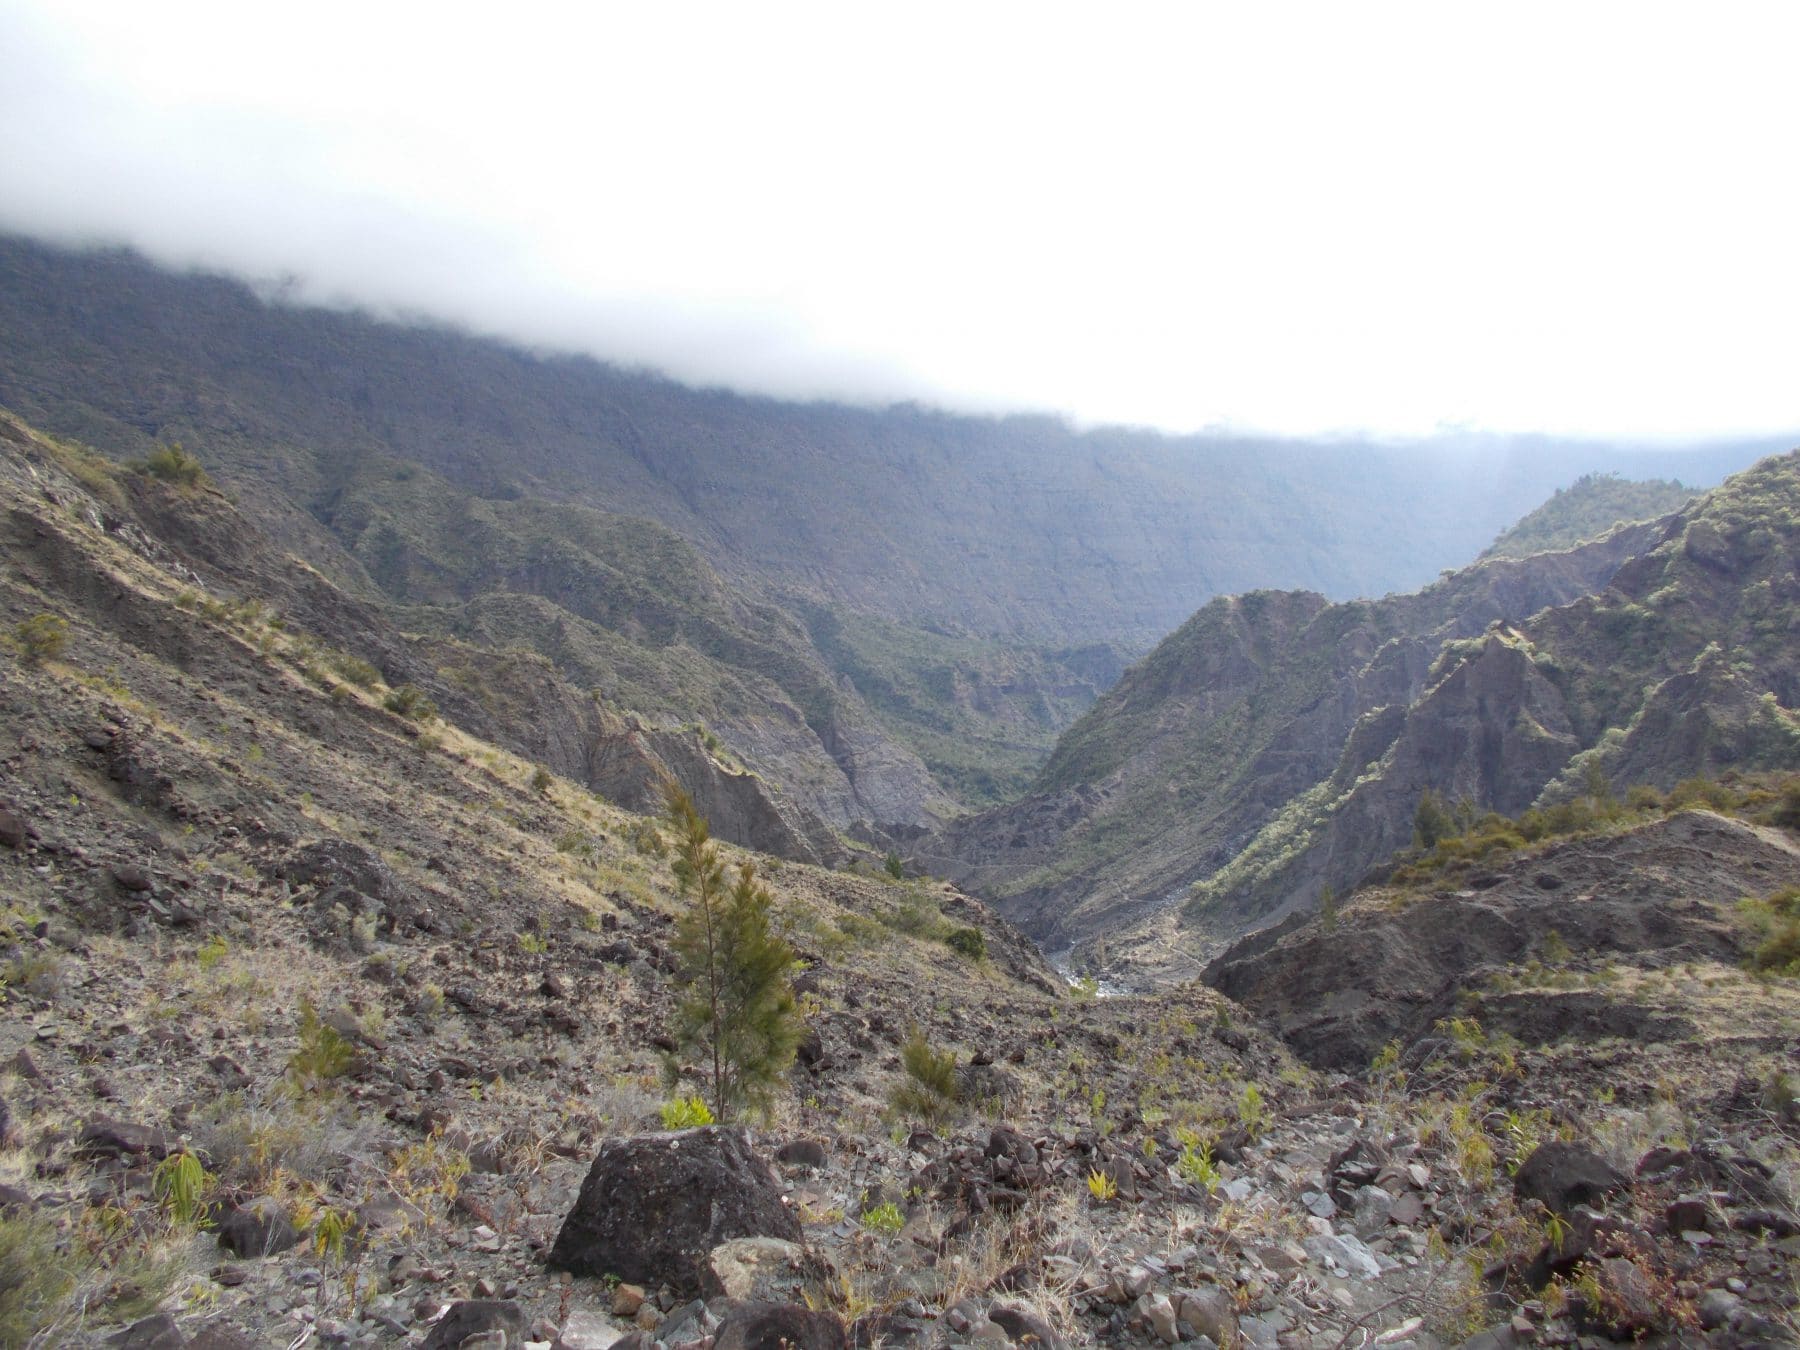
3;3;1797;443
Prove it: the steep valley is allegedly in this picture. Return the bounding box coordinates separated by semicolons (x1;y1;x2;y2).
1;236;1785;841
0;241;1799;1348
3;400;1799;1349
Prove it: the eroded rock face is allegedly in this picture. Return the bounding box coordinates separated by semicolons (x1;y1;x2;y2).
546;1128;803;1296
1207;810;1800;1070
585;715;841;865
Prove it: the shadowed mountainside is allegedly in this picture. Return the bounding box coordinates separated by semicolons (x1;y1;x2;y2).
0;234;1786;831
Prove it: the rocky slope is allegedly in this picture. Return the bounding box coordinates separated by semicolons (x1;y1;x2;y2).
1206;807;1800;1070
1174;451;1800;950
1;391;1797;1347
932;451;1799;977
921;517;1668;956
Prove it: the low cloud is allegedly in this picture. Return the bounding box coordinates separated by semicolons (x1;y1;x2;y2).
3;3;1797;442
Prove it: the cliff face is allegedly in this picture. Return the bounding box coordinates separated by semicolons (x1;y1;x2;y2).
925;520;1667;952
1174;453;1800;957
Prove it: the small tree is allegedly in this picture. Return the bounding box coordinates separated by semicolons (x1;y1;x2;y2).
1318;883;1338;933
664;783;803;1123
139;442;209;488
1413;788;1454;851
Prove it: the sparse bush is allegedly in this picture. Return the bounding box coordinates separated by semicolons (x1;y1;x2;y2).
883;851;904;881
327;651;381;689
944;926;986;961
152;1150;214;1227
630;819;667;858
1741;887;1800;976
530;765;554;794
889;1026;959;1125
659;1095;715;1129
139;442;209;487
0;1211;75;1343
2;952;63;1000
388;1133;471;1221
11;613;68;665
383;684;437;721
286;998;354;1094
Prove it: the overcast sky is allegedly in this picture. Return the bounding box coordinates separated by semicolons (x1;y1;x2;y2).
1;2;1796;440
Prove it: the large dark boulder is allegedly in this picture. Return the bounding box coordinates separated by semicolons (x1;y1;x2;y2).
713;1302;846;1350
1513;1142;1630;1218
215;1197;301;1258
546;1128;803;1295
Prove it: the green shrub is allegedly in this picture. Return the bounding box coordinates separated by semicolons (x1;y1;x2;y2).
1236;1082;1266;1140
1772;781;1800;832
152;1150;214;1227
12;613;68;665
139;442;209;487
889;1027;959;1125
327;651;382;689
665;785;803;1123
286;998;354;1094
883;851;904;881
882;886;944;938
1742;887;1800;976
383;684;436;721
859;1201;905;1234
944;926;986;961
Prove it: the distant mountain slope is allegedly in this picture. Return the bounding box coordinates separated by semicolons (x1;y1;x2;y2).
920;519;1666;952
0;234;1780;649
1482;472;1697;559
930;452;1800;980
1172;451;1800;948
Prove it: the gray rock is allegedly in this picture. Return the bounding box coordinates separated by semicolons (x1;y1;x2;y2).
701;1236;819;1303
1301;1188;1338;1219
1136;1292;1178;1345
1174;1288;1239;1346
420;1300;527;1350
554;1310;630;1349
106;1314;186;1349
1696;1288;1741;1331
